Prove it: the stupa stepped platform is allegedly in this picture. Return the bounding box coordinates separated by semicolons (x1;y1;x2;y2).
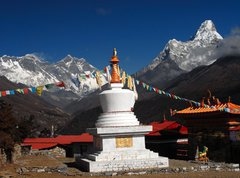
78;157;169;172
85;149;159;161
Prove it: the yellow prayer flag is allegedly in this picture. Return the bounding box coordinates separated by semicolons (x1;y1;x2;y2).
121;71;126;85
96;71;102;90
36;86;44;96
127;76;133;90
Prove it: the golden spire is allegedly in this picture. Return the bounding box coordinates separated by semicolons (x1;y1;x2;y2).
110;48;121;83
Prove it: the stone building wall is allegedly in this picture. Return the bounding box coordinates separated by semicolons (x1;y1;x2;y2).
31;146;66;158
48;146;66;157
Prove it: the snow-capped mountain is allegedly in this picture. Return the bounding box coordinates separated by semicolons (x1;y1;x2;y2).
0;54;106;98
137;20;223;77
135;20;223;88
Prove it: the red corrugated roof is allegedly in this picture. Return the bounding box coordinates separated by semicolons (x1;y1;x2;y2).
55;133;93;144
31;143;58;150
24;137;57;143
147;120;188;136
22;133;93;150
229;125;240;131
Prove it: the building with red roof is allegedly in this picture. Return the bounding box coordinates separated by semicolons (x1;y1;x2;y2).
173;101;240;163
22;133;93;157
145;119;188;159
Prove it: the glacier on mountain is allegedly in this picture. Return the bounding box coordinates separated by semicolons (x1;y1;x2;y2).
139;20;223;74
0;54;107;98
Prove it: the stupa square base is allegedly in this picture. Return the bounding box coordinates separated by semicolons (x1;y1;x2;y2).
77;126;169;172
78;157;169;172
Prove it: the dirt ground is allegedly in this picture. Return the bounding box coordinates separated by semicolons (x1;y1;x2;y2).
0;155;240;178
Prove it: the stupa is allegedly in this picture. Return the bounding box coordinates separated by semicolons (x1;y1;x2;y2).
78;49;169;172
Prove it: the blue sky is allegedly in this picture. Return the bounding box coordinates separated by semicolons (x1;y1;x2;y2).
0;0;239;74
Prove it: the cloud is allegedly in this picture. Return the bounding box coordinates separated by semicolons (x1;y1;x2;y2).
215;27;240;57
231;27;240;36
96;8;111;16
217;36;240;56
32;52;54;61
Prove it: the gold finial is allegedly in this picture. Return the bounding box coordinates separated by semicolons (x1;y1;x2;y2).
113;48;117;56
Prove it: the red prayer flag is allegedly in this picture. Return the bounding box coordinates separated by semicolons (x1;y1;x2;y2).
1;91;6;96
104;67;107;73
55;81;65;88
23;88;28;94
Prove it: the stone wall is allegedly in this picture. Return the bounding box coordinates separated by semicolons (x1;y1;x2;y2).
0;144;23;164
0;148;7;165
31;146;66;158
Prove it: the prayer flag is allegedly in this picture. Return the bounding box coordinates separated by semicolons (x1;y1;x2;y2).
95;71;102;90
16;89;23;94
133;78;138;100
127;76;133;90
55;81;65;88
45;84;55;89
31;87;36;93
1;91;6;96
10;90;15;95
136;80;139;85
6;90;10;95
149;86;152;91
23;88;29;94
36;86;44;96
146;85;149;90
121;71;126;85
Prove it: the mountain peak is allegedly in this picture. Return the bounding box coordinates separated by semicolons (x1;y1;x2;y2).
193;20;223;41
24;54;43;62
199;20;216;31
59;55;86;63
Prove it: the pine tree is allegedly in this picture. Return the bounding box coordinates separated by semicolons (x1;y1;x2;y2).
0;100;20;163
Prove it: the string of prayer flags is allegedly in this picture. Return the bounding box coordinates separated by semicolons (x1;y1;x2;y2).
0;81;65;98
121;69;210;108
